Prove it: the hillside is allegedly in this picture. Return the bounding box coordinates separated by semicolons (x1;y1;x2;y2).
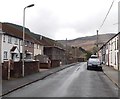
58;33;116;51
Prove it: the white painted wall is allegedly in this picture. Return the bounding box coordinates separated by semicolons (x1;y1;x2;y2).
1;34;22;63
107;35;119;70
34;44;43;56
99;34;119;70
105;44;109;66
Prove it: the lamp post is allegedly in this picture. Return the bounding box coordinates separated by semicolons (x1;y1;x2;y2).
22;4;34;77
65;38;68;64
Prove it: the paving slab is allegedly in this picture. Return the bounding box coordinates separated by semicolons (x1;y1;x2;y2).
102;65;120;88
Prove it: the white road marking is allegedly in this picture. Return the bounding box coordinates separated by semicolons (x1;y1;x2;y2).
51;63;86;97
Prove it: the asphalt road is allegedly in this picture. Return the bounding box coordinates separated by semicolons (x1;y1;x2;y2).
4;62;118;97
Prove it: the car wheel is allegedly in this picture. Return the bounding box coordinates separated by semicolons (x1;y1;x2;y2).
99;67;103;71
87;66;90;70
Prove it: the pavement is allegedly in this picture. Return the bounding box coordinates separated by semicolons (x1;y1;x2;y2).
1;62;78;96
1;62;120;97
102;65;120;89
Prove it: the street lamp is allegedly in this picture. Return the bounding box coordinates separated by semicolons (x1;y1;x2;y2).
22;4;34;77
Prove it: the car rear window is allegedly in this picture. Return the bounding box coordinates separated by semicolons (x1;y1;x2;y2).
88;58;100;62
90;55;98;58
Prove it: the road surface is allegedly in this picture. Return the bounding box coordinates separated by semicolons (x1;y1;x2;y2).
4;62;118;97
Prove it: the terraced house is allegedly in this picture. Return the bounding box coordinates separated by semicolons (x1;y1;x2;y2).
99;32;120;70
0;23;22;63
0;22;66;67
0;22;43;63
27;32;66;66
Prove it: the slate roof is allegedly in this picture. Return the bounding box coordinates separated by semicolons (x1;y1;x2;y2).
2;23;42;45
99;32;120;50
2;22;65;50
2;23;34;42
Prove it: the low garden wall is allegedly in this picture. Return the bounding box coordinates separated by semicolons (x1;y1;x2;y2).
2;61;39;79
39;63;51;69
51;60;60;68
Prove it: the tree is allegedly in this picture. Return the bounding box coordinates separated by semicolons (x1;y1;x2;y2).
86;51;92;60
92;46;98;54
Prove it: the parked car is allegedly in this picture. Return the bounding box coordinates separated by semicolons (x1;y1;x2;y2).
87;55;102;71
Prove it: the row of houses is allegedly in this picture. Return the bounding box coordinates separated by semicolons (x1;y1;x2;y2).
0;22;66;67
98;32;120;70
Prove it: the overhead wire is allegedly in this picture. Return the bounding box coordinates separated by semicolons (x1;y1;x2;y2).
98;0;115;31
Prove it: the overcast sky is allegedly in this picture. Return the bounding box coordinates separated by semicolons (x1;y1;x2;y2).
0;0;119;40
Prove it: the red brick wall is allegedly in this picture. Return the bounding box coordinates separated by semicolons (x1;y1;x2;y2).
0;23;2;29
39;63;51;69
2;62;9;80
13;61;39;77
51;60;60;68
2;61;39;79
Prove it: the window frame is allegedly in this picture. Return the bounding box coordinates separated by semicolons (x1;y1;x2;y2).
3;35;5;42
14;38;18;45
3;51;8;60
8;36;12;44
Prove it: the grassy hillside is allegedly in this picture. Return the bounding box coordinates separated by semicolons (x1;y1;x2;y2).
58;33;116;51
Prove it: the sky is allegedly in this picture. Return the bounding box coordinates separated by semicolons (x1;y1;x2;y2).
0;0;119;40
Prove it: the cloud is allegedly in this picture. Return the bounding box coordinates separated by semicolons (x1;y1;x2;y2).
29;9;60;39
1;0;117;40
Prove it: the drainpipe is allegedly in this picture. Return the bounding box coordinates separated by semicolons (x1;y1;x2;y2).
108;44;109;66
118;33;120;70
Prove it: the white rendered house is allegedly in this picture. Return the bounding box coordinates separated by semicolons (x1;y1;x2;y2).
0;32;22;63
99;33;119;70
0;23;22;63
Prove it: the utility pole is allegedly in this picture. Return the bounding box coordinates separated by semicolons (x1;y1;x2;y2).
96;30;99;48
96;30;99;55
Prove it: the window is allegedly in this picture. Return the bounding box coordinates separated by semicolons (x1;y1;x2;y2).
115;40;116;50
8;36;12;44
37;44;39;49
20;40;23;46
115;52;116;65
111;42;113;51
29;42;32;47
31;42;34;48
34;44;37;49
3;35;5;42
25;41;28;46
117;37;119;50
26;41;29;46
28;41;30;46
39;45;41;49
29;42;33;47
3;51;8;60
14;38;18;45
39;49;42;54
